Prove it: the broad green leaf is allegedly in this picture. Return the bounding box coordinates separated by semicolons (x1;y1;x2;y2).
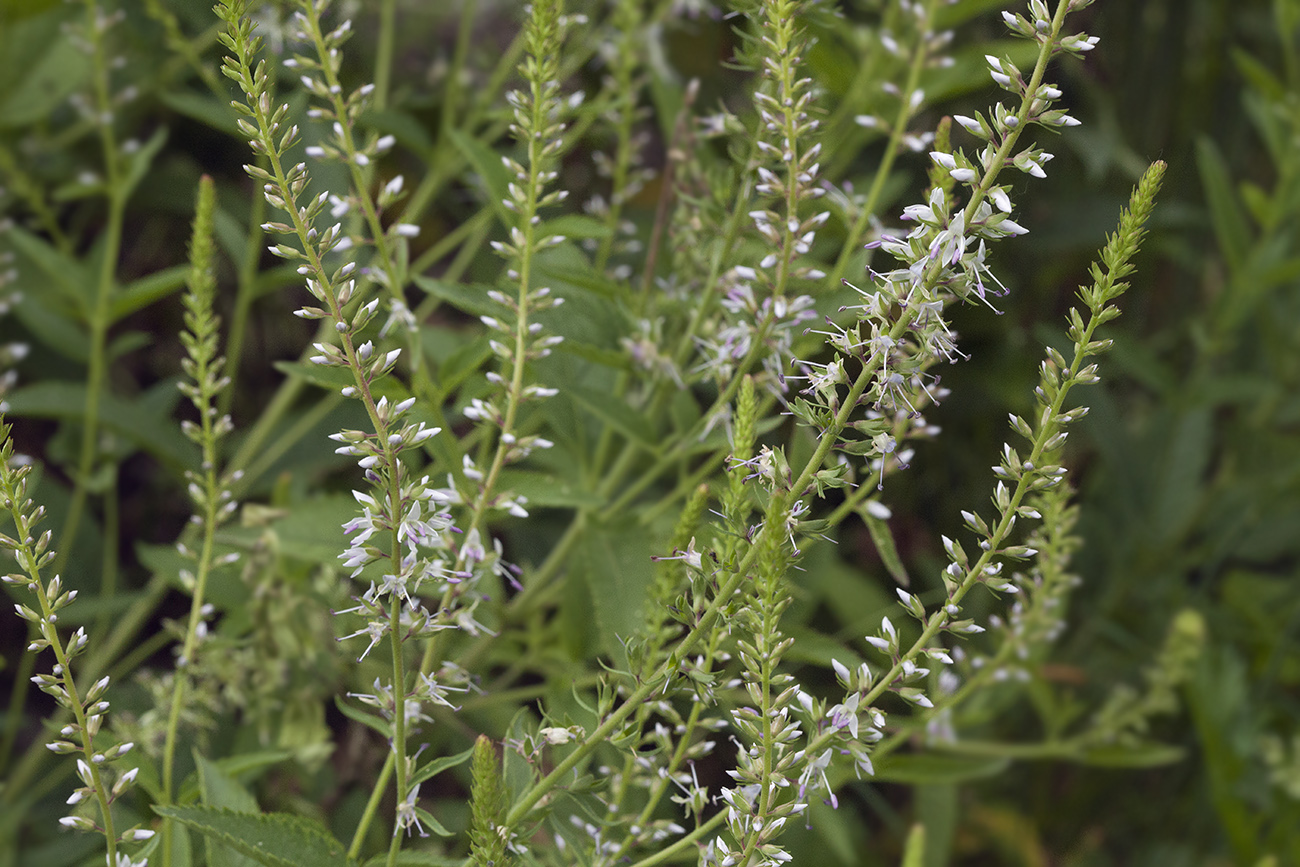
498;469;601;508
153;806;356;867
935;0;1022;28
565;384;656;451
426;330;491;397
196;754;261;867
136;540;247;612
197;753;261;813
575;518;655;660
804;28;856;98
13;291;88;361
412;276;497;319
210;751;295;781
922;40;1040;103
871;752;1010;784
0;20;90;127
111;264;189;321
534;259;624;303
42;588;147;625
261;494;356;566
781;625;866;670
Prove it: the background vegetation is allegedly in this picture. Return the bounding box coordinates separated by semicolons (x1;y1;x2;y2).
0;0;1296;865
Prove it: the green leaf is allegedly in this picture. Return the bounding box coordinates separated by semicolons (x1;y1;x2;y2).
410;744;476;788
1076;743;1186;768
261;494;357;566
871;753;1010;784
1231;47;1285;102
122;127;170;200
197;754;261;813
534;260;623;302
360;107;435;155
859;506;910;588
1196;136;1251;274
13;291;88;361
916;784;956;867
447;127;511;224
5;381;195;469
498;469;601;508
7;225;91;313
575;518;655;660
411;276;498;319
538;214;611;241
160;90;242;136
363;853;466;867
111;264;189;322
565;384;656;451
781;625;865;670
196;754;261;867
922;39;1040;103
153;806;357;867
272;361;411;403
901;824;926;867
0;21;90;127
333;695;391;740
429;333;493;399
413;806;454;838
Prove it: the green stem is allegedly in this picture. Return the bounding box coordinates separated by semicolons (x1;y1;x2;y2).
57;0;126;580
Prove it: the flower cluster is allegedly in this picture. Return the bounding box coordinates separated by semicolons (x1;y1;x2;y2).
1;426;152;863
700;0;829;399
475;0;577;463
217;0;466;844
280;0;415;296
695;0;1123;850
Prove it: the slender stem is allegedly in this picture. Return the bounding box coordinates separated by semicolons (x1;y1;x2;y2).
385;592;408;867
57;0;126;579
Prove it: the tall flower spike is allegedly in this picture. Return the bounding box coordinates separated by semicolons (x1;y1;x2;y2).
704;0;1124;839
216;1;477;854
159;176;243;860
0;422;152;863
458;0;576;557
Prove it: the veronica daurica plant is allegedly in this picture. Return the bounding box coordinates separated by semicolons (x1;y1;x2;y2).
0;1;1192;865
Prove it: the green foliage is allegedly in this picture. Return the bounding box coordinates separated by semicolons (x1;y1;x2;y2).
1;0;1295;865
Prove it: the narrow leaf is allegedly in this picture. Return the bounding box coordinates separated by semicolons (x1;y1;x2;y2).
153;806;357;867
